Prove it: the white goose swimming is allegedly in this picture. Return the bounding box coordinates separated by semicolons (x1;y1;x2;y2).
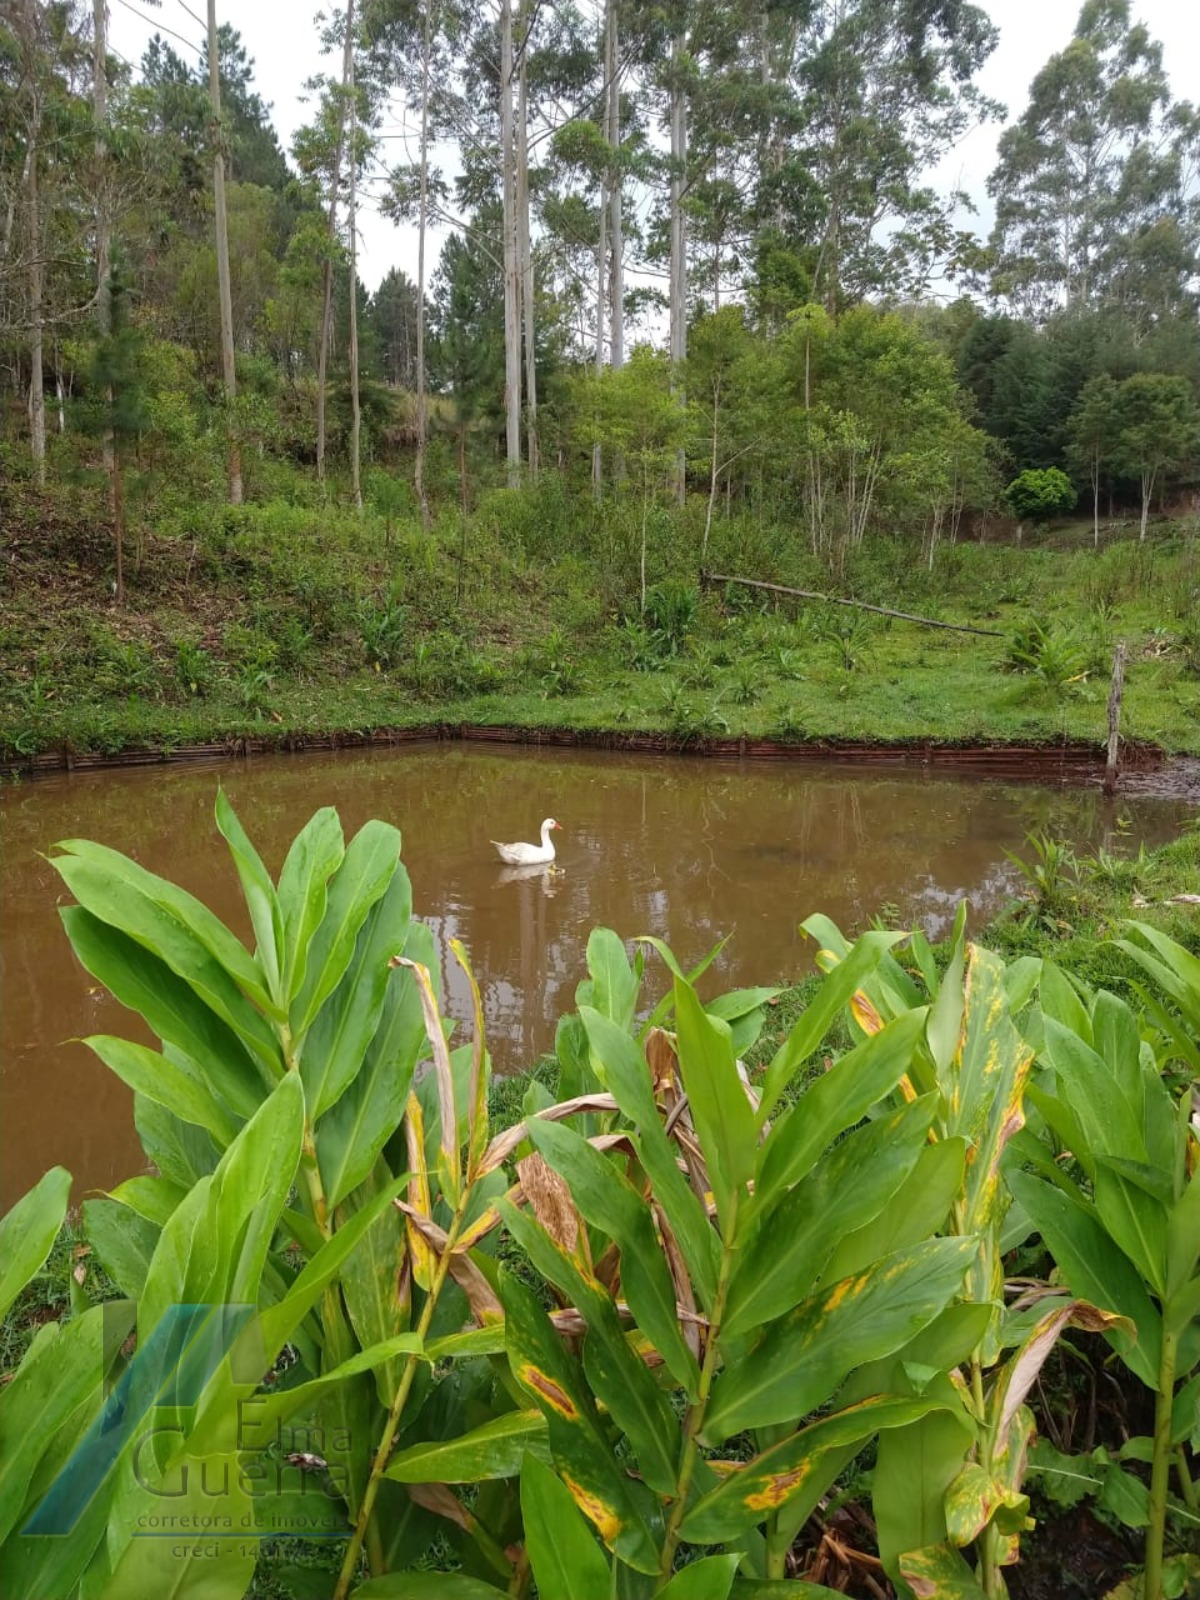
492;817;561;866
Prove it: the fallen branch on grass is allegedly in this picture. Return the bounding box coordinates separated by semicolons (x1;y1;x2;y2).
704;572;1006;638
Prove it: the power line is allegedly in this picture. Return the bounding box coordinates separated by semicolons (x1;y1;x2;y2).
173;0;207;30
112;0;202;58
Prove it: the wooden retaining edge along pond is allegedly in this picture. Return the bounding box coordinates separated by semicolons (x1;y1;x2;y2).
5;722;1168;785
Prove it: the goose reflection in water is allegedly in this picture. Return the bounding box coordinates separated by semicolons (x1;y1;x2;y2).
496;862;563;895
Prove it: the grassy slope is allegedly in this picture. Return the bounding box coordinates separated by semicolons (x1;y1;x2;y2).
3;462;1200;759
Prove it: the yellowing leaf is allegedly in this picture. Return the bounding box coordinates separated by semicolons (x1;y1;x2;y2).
899;1542;988;1598
851;990;885;1036
404;1092;435;1290
944;1461;1030;1549
681;1395;957;1542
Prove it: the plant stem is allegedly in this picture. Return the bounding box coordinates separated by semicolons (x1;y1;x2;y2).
656;1197;738;1591
507;1544;531;1598
300;1133;331;1237
282;1028;332;1240
972;1360;1003;1600
331;1212;465;1600
365;1514;385;1580
1146;1328;1179;1600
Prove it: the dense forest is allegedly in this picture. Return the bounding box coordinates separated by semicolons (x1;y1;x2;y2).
4;0;1199;528
1;0;1200;760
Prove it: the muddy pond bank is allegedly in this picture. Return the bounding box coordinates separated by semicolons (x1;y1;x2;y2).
5;720;1177;786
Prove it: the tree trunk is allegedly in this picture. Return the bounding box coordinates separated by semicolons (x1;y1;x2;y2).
703;386;719;560
317;4;355;485
456;425;469;603
641;475;649;613
20;1;45;492
93;0;114;478
668;30;687;505
317;291;334;483
820;68;847;316
1092;457;1100;548
500;0;522;488
606;0;623;370
112;439;125;607
1141;470;1152;542
705;573;1007;637
517;21;537;480
207;0;242;504
592;145;606;500
414;0;432;531
347;4;362;512
26;56;45;489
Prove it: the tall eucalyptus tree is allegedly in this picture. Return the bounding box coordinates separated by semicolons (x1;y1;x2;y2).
206;0;242;502
988;0;1197;326
347;1;362;509
499;0;521;484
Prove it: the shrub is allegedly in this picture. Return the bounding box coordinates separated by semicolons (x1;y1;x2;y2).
173;639;213;697
728;661;760;704
679;643;719;689
93;635;162;700
404;629;500;698
271;614;316;674
1005;617;1087;690
615;618;662;673
358;599;406;669
530;627;584;696
643;580;699;655
235;662;274;715
813;606;873;672
1005;467;1077;523
221;622;277;674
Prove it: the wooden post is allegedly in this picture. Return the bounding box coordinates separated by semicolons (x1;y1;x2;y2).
1103;640;1126;798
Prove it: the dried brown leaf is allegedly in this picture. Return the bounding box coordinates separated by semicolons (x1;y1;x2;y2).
407;1482;473;1531
396;1202;504;1324
517;1153;584;1257
478;1093;620;1174
646;1028;677;1096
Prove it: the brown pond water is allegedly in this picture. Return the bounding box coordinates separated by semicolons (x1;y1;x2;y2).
0;742;1193;1208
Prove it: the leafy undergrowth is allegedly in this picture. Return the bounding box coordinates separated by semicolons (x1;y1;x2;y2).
0;1217;120;1375
5;471;1200;761
987;823;1200;986
6;818;1200;1598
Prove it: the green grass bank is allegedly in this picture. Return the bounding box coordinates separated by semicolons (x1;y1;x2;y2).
4;467;1200;766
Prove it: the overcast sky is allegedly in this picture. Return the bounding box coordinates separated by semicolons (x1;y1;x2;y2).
108;0;1200;295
